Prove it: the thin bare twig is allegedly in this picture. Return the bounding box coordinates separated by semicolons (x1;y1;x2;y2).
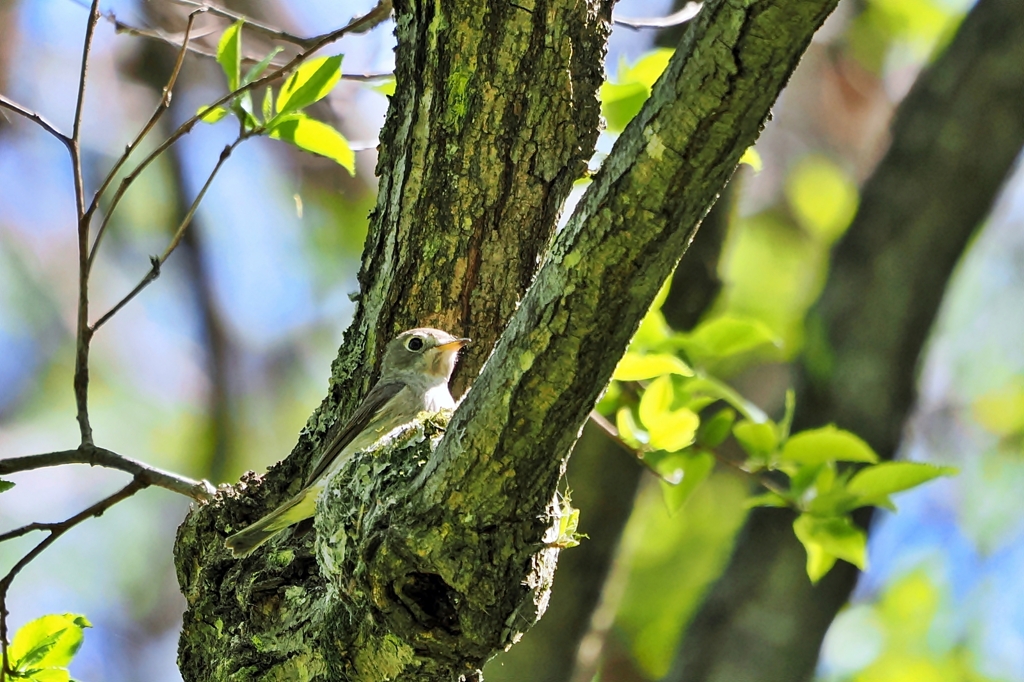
104;10;396;80
612;3;703;30
71;0;103;448
90;137;242;333
0;95;72;150
0;445;215;500
0;479;146;677
84;8;204;263
167;0;315;49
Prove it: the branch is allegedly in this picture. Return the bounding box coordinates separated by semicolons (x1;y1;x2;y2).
103;13;395;81
0;95;72;150
0;445;214;500
426;0;838;515
613;3;703;30
70;0;103;447
0;479;146;676
90;138;242;333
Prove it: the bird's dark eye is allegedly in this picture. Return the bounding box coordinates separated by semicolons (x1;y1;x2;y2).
406;337;425;351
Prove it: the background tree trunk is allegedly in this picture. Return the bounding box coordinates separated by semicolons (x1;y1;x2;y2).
668;0;1024;679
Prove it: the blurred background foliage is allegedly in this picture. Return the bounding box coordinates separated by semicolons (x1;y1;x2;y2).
1;0;1022;681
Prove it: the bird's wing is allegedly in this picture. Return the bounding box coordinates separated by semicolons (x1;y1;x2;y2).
303;381;407;487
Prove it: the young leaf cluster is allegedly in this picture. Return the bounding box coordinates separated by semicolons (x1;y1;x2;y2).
198;21;355;175
4;614;90;682
601;282;956;583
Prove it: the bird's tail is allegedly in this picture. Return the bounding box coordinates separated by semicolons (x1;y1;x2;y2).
224;487;316;557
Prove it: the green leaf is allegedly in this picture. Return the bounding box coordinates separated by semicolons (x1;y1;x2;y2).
28;669;71;682
616;407;645;449
680;316;781;362
276;55;343;116
0;478;14;493
739;147;763;172
600;81;649;133
785;155;858;243
613;352;693;381
683;376;769;424
732;420;779;458
781;425;879;466
648;407;700;452
779;389;796;441
793;514;867;583
268;114;356;175
745;491;791;509
370;77;396;96
847;462;957;503
696;408;736;448
599;50;674;133
638;376;674;428
216;20;243;92
973;380;1024;436
629;308;672;351
242;46;283;87
660;451;715;513
234;91;258;129
9;614;90;672
262;87;274;122
196;105;229;124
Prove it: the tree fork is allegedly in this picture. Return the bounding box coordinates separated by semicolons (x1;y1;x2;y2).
174;0;839;679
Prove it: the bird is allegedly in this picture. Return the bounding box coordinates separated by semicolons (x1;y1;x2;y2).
224;327;470;557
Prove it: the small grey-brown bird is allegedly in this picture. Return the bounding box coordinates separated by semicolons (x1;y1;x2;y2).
225;327;470;557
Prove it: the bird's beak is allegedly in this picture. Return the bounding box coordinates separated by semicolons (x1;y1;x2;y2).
436;337;471;351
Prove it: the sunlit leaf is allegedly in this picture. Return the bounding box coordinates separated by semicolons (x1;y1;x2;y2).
745;491;791;508
681;316;781;362
697;408;736;448
196;105;229;124
370;77;396;96
732;420;779;458
616;407;646;449
216;20;243;92
630;308;672;351
779;389;796;441
242;46;283;87
785;155;858;243
793;514;867;583
639;376;675;428
661;451;715;513
599;49;674;133
739;147;763;172
781;425;878;466
648;407;700;452
613;352;693;381
277;55;344;116
268;114;356;174
847;462;957;503
972;380;1024;436
0;478;14;493
262;88;274;122
9;614;90;673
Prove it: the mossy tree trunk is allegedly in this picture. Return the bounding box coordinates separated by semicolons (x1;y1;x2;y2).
173;1;839;680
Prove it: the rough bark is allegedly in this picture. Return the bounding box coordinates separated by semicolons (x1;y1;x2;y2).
174;0;839;679
669;1;1024;680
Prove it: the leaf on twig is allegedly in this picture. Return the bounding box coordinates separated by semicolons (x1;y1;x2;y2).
276;55;344;116
268;113;356;174
216;20;243;92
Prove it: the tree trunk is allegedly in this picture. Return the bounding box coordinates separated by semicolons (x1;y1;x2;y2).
669;1;1024;679
174;1;840;679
